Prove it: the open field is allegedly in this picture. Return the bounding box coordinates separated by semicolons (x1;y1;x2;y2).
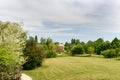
24;57;120;80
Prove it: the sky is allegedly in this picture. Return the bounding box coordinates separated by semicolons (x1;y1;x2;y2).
0;0;120;43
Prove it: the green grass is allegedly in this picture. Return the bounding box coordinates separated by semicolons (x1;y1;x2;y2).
23;57;120;80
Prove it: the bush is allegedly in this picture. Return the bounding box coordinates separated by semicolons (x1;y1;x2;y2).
101;49;120;58
23;37;44;70
0;46;21;80
45;50;57;58
71;44;84;56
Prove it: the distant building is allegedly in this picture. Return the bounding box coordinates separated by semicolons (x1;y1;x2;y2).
55;43;64;54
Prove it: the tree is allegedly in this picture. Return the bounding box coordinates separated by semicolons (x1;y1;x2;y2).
87;47;94;56
0;21;27;79
64;42;73;54
94;38;104;54
35;35;38;43
45;38;56;58
40;37;46;45
40;38;56;58
71;38;80;45
71;44;84;56
84;40;94;54
65;42;70;51
96;41;111;54
23;37;44;70
111;37;120;49
71;38;76;44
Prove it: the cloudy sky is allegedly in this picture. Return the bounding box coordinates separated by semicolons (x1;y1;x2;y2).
0;0;120;43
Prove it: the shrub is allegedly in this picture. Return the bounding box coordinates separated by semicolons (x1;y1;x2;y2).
0;46;21;80
23;37;44;70
45;50;57;58
115;48;120;57
71;44;84;56
101;49;120;58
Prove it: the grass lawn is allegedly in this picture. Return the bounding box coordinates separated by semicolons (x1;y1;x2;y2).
23;56;120;80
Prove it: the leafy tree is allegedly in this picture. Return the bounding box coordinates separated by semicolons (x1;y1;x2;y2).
80;41;86;46
71;44;84;56
40;38;56;58
0;21;26;79
96;41;111;54
87;47;94;56
94;38;104;54
45;38;56;58
84;40;94;54
23;37;44;70
64;42;73;54
111;37;120;49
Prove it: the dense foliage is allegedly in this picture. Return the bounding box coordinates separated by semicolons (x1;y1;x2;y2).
71;44;84;56
0;46;21;80
40;38;57;58
0;21;26;80
23;37;44;70
101;48;120;58
65;37;120;58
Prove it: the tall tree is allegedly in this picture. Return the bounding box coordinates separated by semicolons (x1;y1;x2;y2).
35;35;38;43
23;37;44;70
111;37;120;49
94;38;104;54
45;38;56;58
71;38;80;45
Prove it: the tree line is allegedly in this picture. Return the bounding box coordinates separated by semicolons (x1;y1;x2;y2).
24;35;120;70
65;38;120;58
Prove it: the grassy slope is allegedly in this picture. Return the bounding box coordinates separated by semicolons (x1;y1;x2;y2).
23;57;120;80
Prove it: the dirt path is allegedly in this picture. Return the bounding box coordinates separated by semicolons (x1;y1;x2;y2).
21;73;32;80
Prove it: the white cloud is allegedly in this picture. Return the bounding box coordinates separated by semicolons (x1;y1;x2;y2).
40;32;84;37
0;0;120;40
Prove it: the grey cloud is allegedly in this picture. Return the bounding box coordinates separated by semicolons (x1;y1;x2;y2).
0;0;120;34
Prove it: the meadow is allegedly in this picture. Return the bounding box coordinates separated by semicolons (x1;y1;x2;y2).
24;56;120;80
